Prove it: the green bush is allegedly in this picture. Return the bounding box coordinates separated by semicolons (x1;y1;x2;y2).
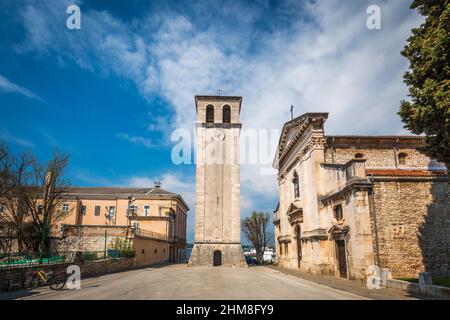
109;237;135;258
82;252;99;261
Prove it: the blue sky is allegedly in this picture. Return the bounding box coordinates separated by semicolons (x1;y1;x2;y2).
0;0;422;242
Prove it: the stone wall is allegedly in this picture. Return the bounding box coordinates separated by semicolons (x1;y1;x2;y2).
324;147;434;168
50;225;130;253
0;256;161;292
372;179;450;278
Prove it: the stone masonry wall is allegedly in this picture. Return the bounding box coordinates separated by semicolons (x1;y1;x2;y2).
325;147;434;168
371;180;450;278
0;257;153;292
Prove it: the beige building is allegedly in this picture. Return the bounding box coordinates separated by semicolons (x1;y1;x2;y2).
51;184;189;263
189;95;246;267
273;113;449;279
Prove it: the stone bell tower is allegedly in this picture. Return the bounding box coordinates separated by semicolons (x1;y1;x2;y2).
188;95;247;267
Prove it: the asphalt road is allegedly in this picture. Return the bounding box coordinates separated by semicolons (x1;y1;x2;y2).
2;264;369;300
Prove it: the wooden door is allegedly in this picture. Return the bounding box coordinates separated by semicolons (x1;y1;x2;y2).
335;240;347;278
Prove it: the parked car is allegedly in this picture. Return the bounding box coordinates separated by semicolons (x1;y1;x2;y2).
245;255;257;265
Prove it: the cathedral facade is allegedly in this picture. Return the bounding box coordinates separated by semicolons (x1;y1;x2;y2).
273;113;449;279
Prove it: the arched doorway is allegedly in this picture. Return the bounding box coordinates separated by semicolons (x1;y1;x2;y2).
295;225;302;268
213;250;222;266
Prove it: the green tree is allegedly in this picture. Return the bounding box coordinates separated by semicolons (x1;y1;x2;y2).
399;0;450;174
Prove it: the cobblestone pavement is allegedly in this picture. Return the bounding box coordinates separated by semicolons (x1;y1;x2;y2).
0;264;375;300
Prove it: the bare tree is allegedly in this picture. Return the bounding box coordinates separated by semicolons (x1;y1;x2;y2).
15;152;71;252
242;211;271;263
0;145;71;253
0;143;14;201
0;143;28;253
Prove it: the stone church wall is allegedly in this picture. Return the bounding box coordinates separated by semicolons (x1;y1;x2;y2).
371;180;450;278
325;147;433;168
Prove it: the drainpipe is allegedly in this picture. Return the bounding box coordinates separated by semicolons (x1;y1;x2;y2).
331;137;335;163
369;174;381;268
393;138;399;168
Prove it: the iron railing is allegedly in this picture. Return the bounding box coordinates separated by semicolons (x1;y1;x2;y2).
132;228;169;241
0;250;116;269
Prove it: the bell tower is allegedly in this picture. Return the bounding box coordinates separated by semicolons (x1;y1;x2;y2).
188;95;247;267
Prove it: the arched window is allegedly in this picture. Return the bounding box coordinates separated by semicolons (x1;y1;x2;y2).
293;171;300;199
223;105;231;123
355;153;364;159
398;153;407;165
334;204;343;221
206;105;214;123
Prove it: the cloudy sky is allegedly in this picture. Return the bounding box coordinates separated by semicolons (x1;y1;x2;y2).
0;0;422;242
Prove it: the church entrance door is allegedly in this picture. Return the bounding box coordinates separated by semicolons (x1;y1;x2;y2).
213;250;222;266
335;240;347;278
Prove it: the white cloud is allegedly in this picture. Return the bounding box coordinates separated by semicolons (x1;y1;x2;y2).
0;129;35;148
0;74;43;101
116;133;155;148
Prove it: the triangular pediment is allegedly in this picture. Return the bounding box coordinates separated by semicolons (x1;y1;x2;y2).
286;200;302;215
273;113;328;169
286;200;303;225
328;224;349;240
328;224;344;233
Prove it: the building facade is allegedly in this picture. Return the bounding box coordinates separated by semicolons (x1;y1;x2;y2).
189;95;246;267
50;184;189;263
273;113;449;279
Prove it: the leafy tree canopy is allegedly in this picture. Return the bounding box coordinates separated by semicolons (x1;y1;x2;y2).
399;0;450;171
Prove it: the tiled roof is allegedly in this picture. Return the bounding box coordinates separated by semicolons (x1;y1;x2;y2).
146;187;177;196
66;187;150;195
63;186;189;210
366;169;447;177
66;187;176;196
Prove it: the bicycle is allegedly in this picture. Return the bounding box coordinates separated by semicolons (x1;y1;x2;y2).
22;269;66;290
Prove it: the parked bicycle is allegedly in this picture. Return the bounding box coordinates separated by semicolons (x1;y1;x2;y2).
22;269;66;290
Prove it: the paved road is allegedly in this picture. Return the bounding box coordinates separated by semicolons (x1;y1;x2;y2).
2;264;369;300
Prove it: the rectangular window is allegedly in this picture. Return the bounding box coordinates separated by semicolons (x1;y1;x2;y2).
80;205;86;215
61;204;69;213
94;205;100;216
144;205;150;216
127;205;137;216
106;206;115;219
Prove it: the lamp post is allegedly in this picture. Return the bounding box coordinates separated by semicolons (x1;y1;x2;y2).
39;213;47;264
